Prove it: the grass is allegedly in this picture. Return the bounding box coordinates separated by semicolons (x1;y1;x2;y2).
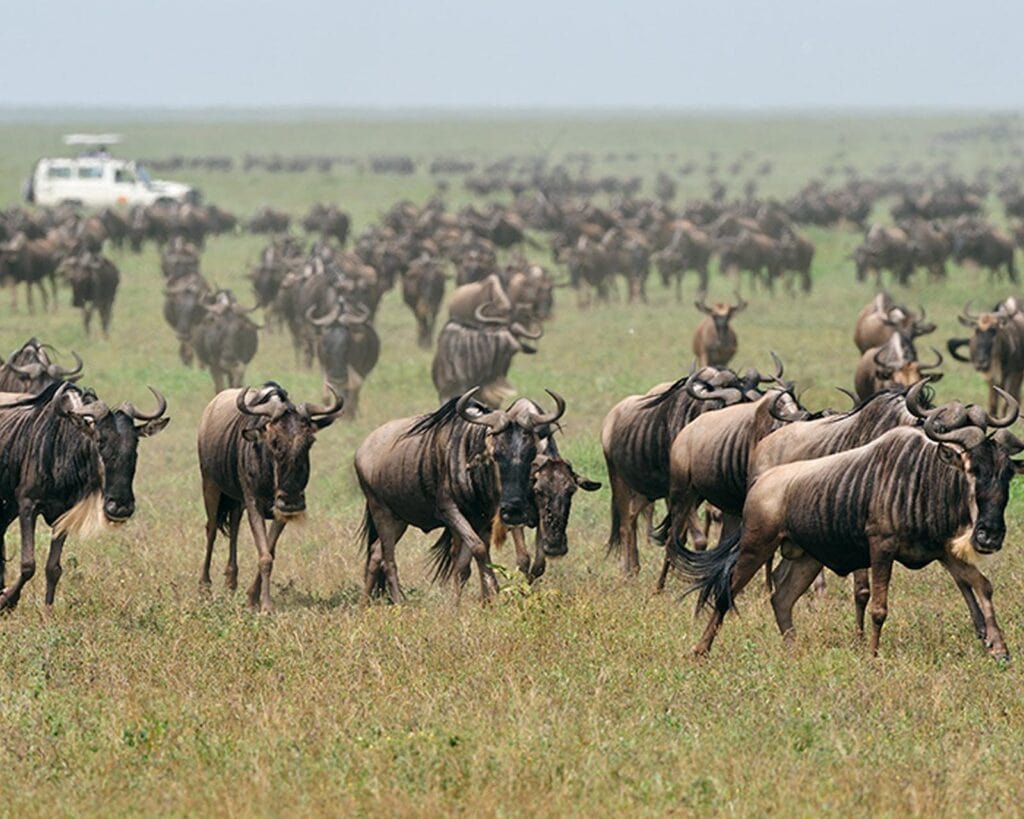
1;111;1024;816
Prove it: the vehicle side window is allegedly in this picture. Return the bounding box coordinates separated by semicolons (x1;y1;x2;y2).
47;165;72;179
115;168;136;184
77;165;103;179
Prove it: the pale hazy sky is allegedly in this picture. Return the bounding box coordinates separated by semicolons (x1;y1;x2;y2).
2;1;1021;109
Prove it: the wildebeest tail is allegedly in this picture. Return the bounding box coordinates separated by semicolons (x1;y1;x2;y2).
214;495;240;536
605;497;622;555
357;505;388;598
649;512;670;546
676;528;743;615
428;529;455;583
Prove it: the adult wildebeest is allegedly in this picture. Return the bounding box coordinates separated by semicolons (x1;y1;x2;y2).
681;395;1023;660
853;335;943;400
59;251;120;338
163;273;212;365
192;292;260;393
0;382;168;607
198;383;343;612
354;389;566;603
854;293;935;353
306;300;380;417
431;319;542;407
653;221;712;300
951;218;1017;282
401;256;447;348
601;363;775;578
948;299;1024;414
692;296;746;366
0;339;83;393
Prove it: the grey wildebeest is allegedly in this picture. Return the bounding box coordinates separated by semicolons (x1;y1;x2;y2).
401;255;447;348
680;395;1023;659
197;383;344;612
948;299;1024;415
0;382;168;607
191;291;261;393
354;389;566;603
0;338;83;393
59;251;120;338
306;300;381;417
692;296;746;367
601;362;778;578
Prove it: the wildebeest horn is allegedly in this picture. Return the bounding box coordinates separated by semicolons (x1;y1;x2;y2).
7;360;45;379
918;347;943;371
236;385;283;418
835;386;858;408
299;384;345;419
917;304;927;322
957;301;978;327
985;388;1019;429
48;350;83;379
732;292;748;312
473;303;508;325
768;391;807;423
456;387;509;432
510;321;543;340
924;408;986;449
769;351;783;380
68;394;110;423
947;338;971;362
904;378;934;419
694;299;712;315
527;389;566;427
119;386;167;421
306;303;341;327
339;303;371;325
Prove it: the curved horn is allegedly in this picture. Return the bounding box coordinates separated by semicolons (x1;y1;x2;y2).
732;291;748;312
528;389;567;427
235;385;281;418
694;299;712;315
7;360;45;379
339;302;371;325
768;391;807;423
455;387;509;432
769;351;784;380
69;396;110;423
835;386;858;408
47;350;84;379
918;347;944;371
947;338;971;362
924;410;986;449
958;301;978;327
306;302;341;327
510;321;543;340
985;388;1020;429
300;383;345;419
119;386;167;421
473;302;508;326
904;378;935;419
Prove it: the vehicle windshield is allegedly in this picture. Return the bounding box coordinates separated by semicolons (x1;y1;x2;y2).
136;164;152;186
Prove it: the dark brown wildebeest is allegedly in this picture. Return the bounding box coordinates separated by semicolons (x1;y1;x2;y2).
692;296;746;367
401;255;447;348
854;224;913;286
160;236;201;282
951;218;1017;282
197;383;343;612
0;382;168;607
653;221;713;301
680;395;1023;660
247;207;291;235
716;230;781;290
59;251;120;338
191;291;261;393
447;274;513;328
431;319;542;407
163;273;212;366
854;292;935;353
0;232;62;312
601;363;777;578
853;334;943;400
306;300;380;417
948;299;1024;414
301;203;351;245
354;389;566;603
0;338;83;393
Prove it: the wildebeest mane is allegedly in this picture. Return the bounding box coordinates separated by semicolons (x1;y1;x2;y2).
405;395;494;438
639;375;690;409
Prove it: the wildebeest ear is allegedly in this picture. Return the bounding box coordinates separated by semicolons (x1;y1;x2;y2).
241;427;262;442
137;417;170;438
576;475;602;491
937;444;963;468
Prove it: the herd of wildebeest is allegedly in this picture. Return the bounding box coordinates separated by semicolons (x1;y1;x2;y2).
5;145;1024;662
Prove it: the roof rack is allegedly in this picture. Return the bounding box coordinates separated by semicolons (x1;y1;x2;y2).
62;133;123;146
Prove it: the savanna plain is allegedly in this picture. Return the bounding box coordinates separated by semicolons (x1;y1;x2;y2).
1;112;1023;817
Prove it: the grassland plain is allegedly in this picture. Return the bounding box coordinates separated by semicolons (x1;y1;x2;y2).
1;111;1024;817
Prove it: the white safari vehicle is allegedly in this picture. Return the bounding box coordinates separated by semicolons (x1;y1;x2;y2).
24;134;198;208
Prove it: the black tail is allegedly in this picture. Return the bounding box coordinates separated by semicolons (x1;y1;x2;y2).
649;513;670;546
358;505;387;598
675;528;743;615
428;529;455;584
605;498;622;556
215;495;240;536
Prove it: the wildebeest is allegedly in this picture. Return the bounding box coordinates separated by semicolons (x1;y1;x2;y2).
951;218;1017;282
853;335;943;400
948;299;1024;414
680;395;1023;660
197;383;344;612
401;255;447;348
0;338;83;393
431;319;542;407
0;382;168;607
0;232;63;312
692;296;746;367
163;273;212;365
306;300;380;417
854;292;935;353
191;291;261;393
59;251;120;338
354;389;566;603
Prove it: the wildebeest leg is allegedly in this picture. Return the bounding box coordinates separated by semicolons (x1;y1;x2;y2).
866;547;896;657
44;533;68;605
83;305;93;337
225;505;243;591
250;518;287;602
941;555;1008;659
1003;370;1023;417
853;569;870;637
200;480;222;590
212;369;224;394
527;529;547;582
361;498;407;604
100;302;113;338
0;503;38;610
243;497;274;612
608;470;643;578
770;552;824;641
693;531;783;656
439;501;498;601
472;523;496;601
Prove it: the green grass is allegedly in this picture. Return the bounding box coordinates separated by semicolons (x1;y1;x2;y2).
1;112;1024;817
